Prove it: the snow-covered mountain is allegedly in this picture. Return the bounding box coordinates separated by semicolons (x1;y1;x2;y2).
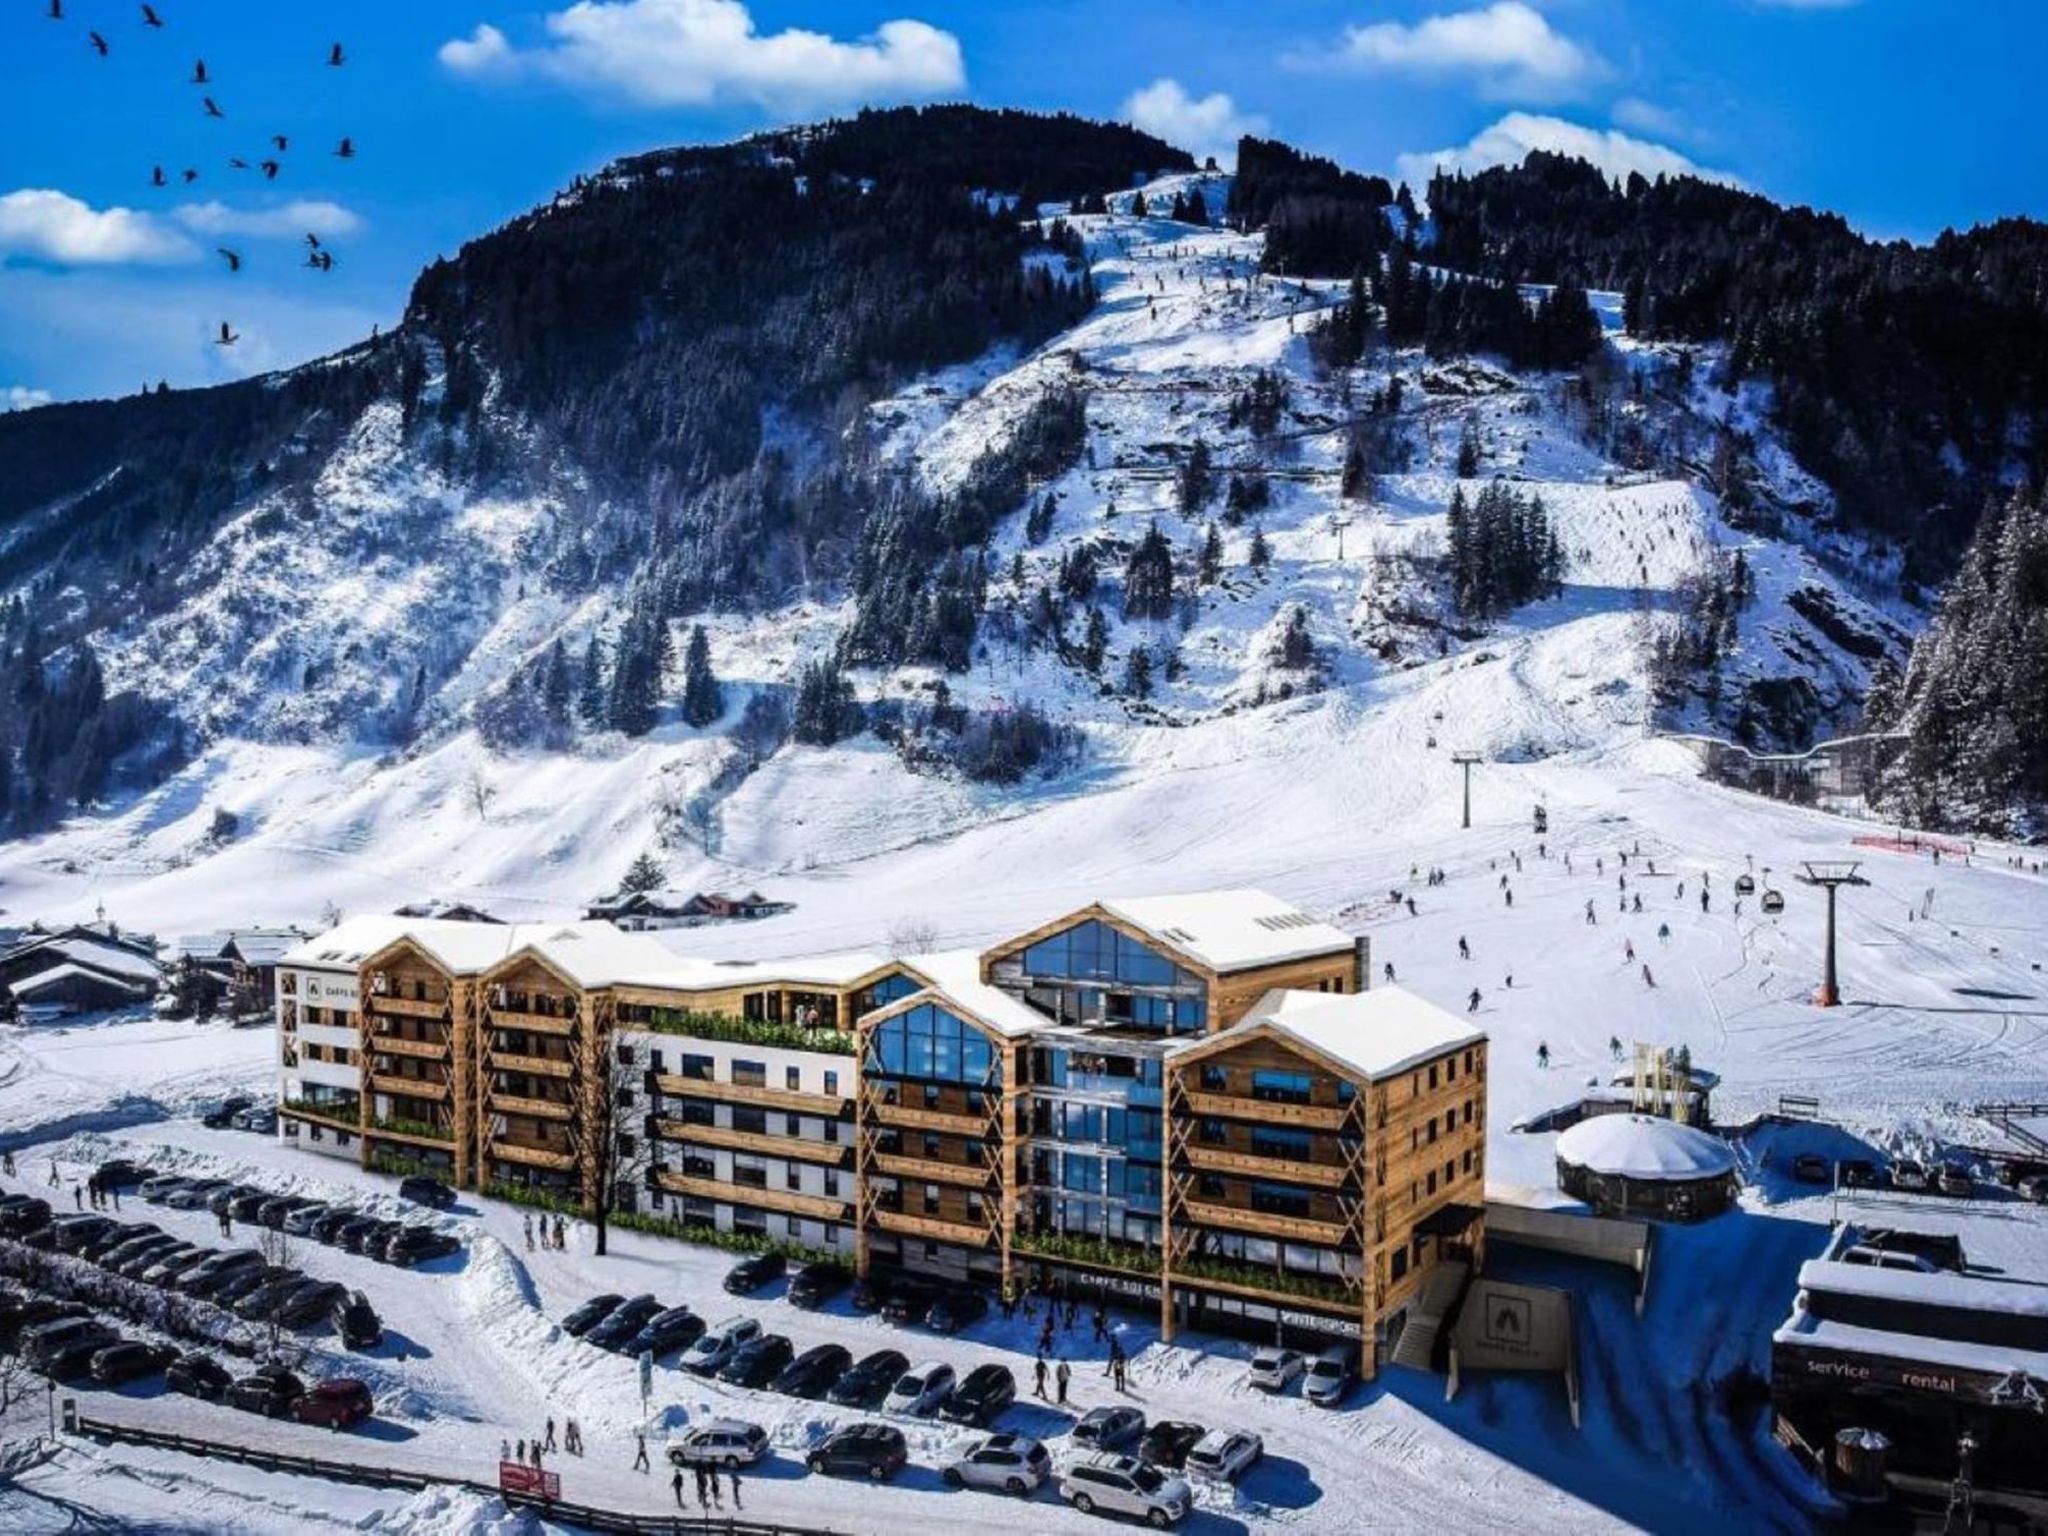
0;111;1947;923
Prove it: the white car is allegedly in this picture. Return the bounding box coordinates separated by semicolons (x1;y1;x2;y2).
666;1418;768;1468
1060;1453;1192;1528
139;1175;191;1204
1303;1345;1355;1407
678;1316;761;1376
942;1432;1052;1495
1247;1347;1306;1392
883;1360;956;1416
164;1179;230;1210
1185;1428;1263;1481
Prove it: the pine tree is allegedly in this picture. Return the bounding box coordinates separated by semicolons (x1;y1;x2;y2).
1122;646;1153;699
681;624;724;728
1249;525;1271;572
1123;522;1178;619
793;655;862;746
541;639;573;728
618;849;667;895
1177;439;1215;514
1199;523;1224;585
1456;419;1481;478
578;637;606;728
1026;492;1056;543
1081;606;1108;672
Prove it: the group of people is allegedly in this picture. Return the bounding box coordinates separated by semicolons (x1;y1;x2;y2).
672;1460;743;1513
78;1171;121;1211
523;1212;570;1252
504;1415;584;1470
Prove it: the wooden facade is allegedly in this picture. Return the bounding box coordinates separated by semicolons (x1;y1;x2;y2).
357;938;478;1185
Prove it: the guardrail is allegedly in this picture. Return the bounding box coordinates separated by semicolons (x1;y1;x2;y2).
1973;1103;2048;1156
68;1412;838;1535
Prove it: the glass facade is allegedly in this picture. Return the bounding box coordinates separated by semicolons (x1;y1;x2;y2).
1016;922;1207;1034
867;1002;999;1087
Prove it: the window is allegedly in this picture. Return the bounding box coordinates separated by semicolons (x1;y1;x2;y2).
1445;1159;1456;1185
1445;1057;1457;1083
1019;919;1193;988
785;1165;802;1191
1464;1100;1474;1127
1427;1064;1438;1090
1197;1173;1226;1199
786;1114;801;1136
615;1041;635;1065
1199;1118;1228;1146
787;1216;803;1237
824;1070;840;1097
681;1053;713;1082
1426;1170;1437;1195
1251;1127;1313;1161
823;1119;840;1145
1251;1182;1311;1218
1200;1064;1228;1091
732;1059;767;1088
923;1184;941;1215
1251;1070;1313;1105
1462;1149;1473;1174
732;1107;767;1135
824;1170;840;1197
868;1003;997;1086
786;1066;802;1091
734;1157;768;1189
1426;1117;1438;1144
1391;1247;1408;1282
923;1133;941;1160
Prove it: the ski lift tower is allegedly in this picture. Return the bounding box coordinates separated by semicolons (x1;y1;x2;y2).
1451;752;1482;830
1795;860;1869;1007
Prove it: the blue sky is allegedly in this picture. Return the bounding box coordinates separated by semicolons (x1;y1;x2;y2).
3;0;2044;405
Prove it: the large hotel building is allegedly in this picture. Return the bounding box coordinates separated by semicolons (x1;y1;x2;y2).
275;889;1485;1372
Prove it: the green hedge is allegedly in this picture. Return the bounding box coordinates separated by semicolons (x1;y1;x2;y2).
482;1179;587;1216
369;1149;449;1180
368;1113;452;1141
609;1209;837;1267
1174;1252;1358;1304
1014;1229;1162;1276
633;1009;851;1057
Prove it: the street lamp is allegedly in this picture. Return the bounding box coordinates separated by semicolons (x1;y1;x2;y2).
1795;861;1869;1007
1451;752;1482;830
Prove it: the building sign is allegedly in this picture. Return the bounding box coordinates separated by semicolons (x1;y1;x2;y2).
1777;1343;2047;1412
300;970;359;1010
499;1462;561;1500
1452;1279;1573;1372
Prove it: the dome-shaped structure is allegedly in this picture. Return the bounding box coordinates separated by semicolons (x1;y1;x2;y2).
1555;1113;1738;1221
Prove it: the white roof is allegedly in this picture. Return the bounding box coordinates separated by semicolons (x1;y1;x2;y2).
12;962;152;999
1798;1257;2048;1319
897;949;1050;1038
1554;1114;1736;1181
17;936;164;983
284;915;420;970
1774;1309;2048;1381
1099;890;1354;974
1186;986;1485;1081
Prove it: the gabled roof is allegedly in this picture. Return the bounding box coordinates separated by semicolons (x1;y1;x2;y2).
892;949;1050;1038
222;929;309;967
1096;890;1354;974
12;962;153;1000
1172;986;1485;1082
2;934;164;984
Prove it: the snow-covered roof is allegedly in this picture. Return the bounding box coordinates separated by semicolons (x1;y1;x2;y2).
1798;1257;2048;1320
895;949;1052;1038
284;915;428;970
1181;986;1485;1081
1098;890;1355;974
222;929;307;966
5;935;165;984
1554;1114;1737;1181
11;963;152;999
1774;1310;2048;1382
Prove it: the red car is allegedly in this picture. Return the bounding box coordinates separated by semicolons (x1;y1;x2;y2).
294;1377;373;1430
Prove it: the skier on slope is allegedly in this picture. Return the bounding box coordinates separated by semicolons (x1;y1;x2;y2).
1642;964;1656;988
1468;988;1482;1013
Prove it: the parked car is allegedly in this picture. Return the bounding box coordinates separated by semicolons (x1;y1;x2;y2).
1994;1159;2048;1190
667;1419;769;1468
1890;1159;1931;1192
722;1252;786;1295
100;1233;175;1271
397;1175;456;1210
926;1289;989;1334
281;1203;333;1237
679;1316;762;1376
1139;1421;1207;1470
336;1218;397;1256
0;1197;52;1236
202;1096;252;1129
827;1348;908;1409
1838;1159;1881;1190
139;1175;192;1204
227;1366;305;1418
2;1298;88;1350
586;1295;664;1352
211;1265;290;1307
335;1290;383;1350
295;1377;374;1429
1060;1453;1192;1528
717;1333;794;1389
82;1222;158;1261
1304;1345;1356;1407
382;1226;459;1268
561;1293;625;1338
178;1250;271;1297
50;1214;118;1254
120;1241;195;1281
145;1247;217;1288
257;1196;313;1229
771;1342;853;1399
274;1279;349;1328
787;1261;850;1309
167;1353;234;1401
628;1306;704;1359
849;1274;894;1312
806;1422;907;1480
94;1159;155;1188
227;1189;274;1222
1185;1429;1263;1481
1248;1347;1306;1392
89;1341;175;1384
1073;1405;1146;1451
309;1207;360;1242
231;1107;278;1135
881;1281;940;1326
1790;1154;1832;1186
944;1432;1052;1495
165;1179;231;1210
2019;1173;2048;1206
1937;1162;1976;1199
207;1183;260;1216
21;1318;120;1375
234;1276;310;1322
883;1360;956;1417
940;1362;1016;1427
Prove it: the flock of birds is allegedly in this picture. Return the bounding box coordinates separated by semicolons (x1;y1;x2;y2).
45;0;354;349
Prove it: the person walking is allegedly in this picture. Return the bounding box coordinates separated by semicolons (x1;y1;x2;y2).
1624;938;1635;963
72;1183;82;1210
501;1437;511;1463
634;1432;649;1472
1537;1042;1550;1069
552;1215;566;1251
1056;1358;1071;1406
565;1418;581;1455
1642;964;1656;988
1383;961;1395;984
543;1417;556;1453
48;1158;59;1187
516;1438;526;1464
1457;935;1470;961
728;1467;742;1510
2;1149;14;1176
523;1213;533;1252
672;1468;686;1509
1034;1355;1049;1398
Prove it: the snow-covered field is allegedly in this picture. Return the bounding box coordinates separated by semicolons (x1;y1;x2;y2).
3;169;2045;1534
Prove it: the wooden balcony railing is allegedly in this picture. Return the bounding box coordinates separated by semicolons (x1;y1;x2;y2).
866;1099;986;1134
368;1033;446;1061
650;1171;849;1224
651;1075;848;1117
869;1151;990;1186
487;1008;577;1037
867;1207;990;1246
368;995;445;1020
650;1119;851;1167
1180;1198;1354;1248
1182;1144;1350;1189
1179;1090;1350;1131
490;1138;577;1171
490;1091;575;1122
490;1050;575;1079
279;1100;361;1133
369;1072;451;1102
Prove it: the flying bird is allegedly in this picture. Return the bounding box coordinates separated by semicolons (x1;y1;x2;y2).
216;247;242;272
88;29;109;55
215;322;239;346
47;0;62;19
270;134;288;152
259;160;280;180
150;165;167;187
202;96;224;118
227;157;250;170
332;137;354;159
304;232;321;250
306;250;334;272
181;167;199;184
141;4;163;26
327;42;345;67
190;59;209;84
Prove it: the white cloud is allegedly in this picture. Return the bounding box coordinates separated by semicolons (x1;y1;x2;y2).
1122;79;1266;168
1395;112;1743;194
1610;97;1686;139
1303;2;1604;100
174;200;364;239
0;189;196;266
440;0;965;114
4;385;53;412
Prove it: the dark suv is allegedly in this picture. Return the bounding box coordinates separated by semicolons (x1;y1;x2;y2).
397;1176;456;1210
826;1349;907;1408
723;1252;786;1295
787;1261;850;1309
940;1362;1016;1426
227;1366;305;1417
717;1333;795;1388
771;1343;852;1399
334;1290;383;1351
806;1423;907;1481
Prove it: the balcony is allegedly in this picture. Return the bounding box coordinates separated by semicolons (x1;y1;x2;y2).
651;1119;852;1167
867;1207;990;1246
1180;1199;1354;1248
491;1050;574;1079
370;994;445;1020
869;1150;991;1186
652;1075;848;1117
1183;1144;1350;1189
370;1072;452;1103
651;1171;850;1224
490;1090;575;1122
367;1116;454;1148
488;1008;577;1037
280;1099;361;1134
1179;1089;1350;1131
867;1099;986;1135
492;1137;577;1171
368;1032;446;1061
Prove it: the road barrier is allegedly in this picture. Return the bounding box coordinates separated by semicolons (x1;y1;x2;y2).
68;1412;837;1535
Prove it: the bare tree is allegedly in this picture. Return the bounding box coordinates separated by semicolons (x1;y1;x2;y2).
570;1029;651;1258
885;916;941;958
466;768;497;822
